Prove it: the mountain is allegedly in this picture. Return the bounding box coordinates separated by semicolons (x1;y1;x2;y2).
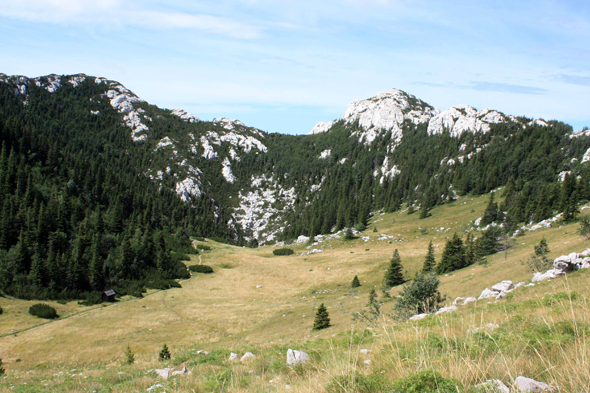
1;72;590;300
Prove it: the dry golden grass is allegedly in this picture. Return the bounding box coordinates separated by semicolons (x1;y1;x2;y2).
1;191;590;392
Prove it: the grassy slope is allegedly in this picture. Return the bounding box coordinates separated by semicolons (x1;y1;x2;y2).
1;192;589;391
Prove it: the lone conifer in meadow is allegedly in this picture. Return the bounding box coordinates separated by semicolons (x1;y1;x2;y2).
351;275;361;288
159;344;171;361
384;249;405;288
312;303;331;330
125;344;135;364
0;358;4;375
422;241;436;272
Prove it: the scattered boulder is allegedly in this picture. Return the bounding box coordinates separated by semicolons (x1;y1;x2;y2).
463;297;477;305
479;288;500;300
172;366;190;376
241;352;256;363
491;281;514;293
532;269;564;283
359;349;372;355
514;376;555;392
196;350;208;355
514;282;526;289
147;383;165;391
409;313;428;321
453;297;465;305
582;257;590;269
475;379;509;393
363;359;372;365
435;305;457;315
229;352;238;361
581;248;590;257
287;348;309;365
155;368;171;379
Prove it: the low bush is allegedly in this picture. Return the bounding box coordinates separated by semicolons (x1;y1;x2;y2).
390;369;463;392
79;291;103;306
29;303;58;319
326;372;390;393
273;248;294;256
189;265;214;274
146;279;182;290
172;252;191;261
198;245;212;251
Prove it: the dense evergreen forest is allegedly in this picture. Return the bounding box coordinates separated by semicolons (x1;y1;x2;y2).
0;77;235;301
1;73;590;300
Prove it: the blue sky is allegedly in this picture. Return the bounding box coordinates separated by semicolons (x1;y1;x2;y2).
0;0;588;134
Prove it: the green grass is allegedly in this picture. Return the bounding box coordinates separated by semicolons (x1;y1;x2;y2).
2;192;590;391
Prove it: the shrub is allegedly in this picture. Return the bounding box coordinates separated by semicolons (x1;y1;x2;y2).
395;273;444;318
80;291;103;306
189;265;214;274
0;306;3;315
326;372;390;392
579;216;590;239
390;369;463;392
273;248;294;256
0;358;4;375
29;303;58;319
172;252;191;261
199;245;212;251
159;344;171;361
146;279;182;290
29;303;57;319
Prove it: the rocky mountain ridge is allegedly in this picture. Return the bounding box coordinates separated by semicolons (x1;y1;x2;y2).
1;72;588;246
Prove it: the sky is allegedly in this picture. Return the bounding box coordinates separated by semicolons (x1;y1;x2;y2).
0;0;588;135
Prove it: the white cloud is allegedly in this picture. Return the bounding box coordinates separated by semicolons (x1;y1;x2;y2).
0;0;260;38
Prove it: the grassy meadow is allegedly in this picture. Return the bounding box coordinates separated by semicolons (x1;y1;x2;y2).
1;192;590;392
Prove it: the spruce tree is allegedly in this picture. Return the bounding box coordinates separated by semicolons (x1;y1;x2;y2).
0;358;4;375
351;275;361;288
384;249;405;288
481;191;499;226
159;344;171;361
312;303;331;330
125;344;135;364
422;241;436;272
436;234;466;274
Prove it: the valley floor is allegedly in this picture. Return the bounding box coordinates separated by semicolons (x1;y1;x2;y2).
1;193;590;392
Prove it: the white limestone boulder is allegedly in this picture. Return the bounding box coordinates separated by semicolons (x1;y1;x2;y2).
491;281;514;293
229;352;238;361
409;313;428;321
532;269;564;283
463;297;477;305
475;379;509;393
241;352;256;363
479;288;500;299
435;305;458;315
514;376;555;392
287;349;309;366
155;368;171;379
452;297;464;305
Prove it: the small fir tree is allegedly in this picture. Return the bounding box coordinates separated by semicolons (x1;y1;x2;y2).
351;275;361;288
422;241;436;272
368;289;377;306
312;303;331;330
436;234;466;274
525;237;552;272
344;227;354;240
384;249;405;288
0;358;4;375
159;344;171;361
481;192;499;226
579;216;590;239
125;344;135;364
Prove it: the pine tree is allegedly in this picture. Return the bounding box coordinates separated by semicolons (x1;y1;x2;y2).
436;234;466;274
384;249;405;287
481;191;499;226
351;275;361;288
368;289;377;305
422;241;436;272
125;344;135;364
0;358;4;375
159;344;171;361
312;303;331;330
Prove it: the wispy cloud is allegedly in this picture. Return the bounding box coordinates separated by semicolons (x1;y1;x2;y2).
554;74;590;86
0;0;261;39
467;82;548;95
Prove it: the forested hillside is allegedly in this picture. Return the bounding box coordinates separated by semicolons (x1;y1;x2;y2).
1;73;589;301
